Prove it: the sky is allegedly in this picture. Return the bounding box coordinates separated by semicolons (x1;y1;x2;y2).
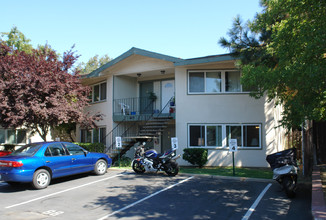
1;0;262;64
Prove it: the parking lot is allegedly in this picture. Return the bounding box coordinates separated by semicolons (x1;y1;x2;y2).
0;169;312;220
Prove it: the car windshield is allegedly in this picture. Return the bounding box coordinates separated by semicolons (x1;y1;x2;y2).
10;143;43;156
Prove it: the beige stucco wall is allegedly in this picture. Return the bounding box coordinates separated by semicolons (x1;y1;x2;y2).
76;76;114;144
174;66;284;167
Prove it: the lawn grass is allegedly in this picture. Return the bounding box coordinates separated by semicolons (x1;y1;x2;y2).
180;166;273;179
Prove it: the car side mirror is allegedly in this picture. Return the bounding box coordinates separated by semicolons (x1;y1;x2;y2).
83;150;89;157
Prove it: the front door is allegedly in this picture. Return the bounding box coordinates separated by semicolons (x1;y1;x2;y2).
161;80;175;113
140;82;153;114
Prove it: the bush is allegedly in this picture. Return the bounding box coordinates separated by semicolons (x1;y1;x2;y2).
113;156;132;167
183;148;208;168
74;142;106;153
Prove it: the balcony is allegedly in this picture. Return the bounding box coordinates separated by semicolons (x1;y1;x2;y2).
113;97;175;121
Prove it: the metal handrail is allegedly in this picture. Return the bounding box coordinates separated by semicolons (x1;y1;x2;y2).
103;96;174;155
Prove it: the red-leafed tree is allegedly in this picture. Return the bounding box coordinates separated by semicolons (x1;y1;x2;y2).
0;42;101;141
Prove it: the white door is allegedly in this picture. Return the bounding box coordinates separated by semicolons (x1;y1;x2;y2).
161;80;175;113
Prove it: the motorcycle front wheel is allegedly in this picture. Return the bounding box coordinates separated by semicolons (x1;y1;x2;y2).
282;175;297;198
165;161;179;176
132;160;145;174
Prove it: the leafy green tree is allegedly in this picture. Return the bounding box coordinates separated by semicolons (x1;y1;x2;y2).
76;54;111;75
219;0;326;129
0;26;33;53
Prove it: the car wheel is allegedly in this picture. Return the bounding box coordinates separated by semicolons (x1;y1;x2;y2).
32;169;51;190
94;159;107;175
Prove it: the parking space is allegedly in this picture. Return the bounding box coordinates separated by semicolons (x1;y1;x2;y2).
0;170;312;220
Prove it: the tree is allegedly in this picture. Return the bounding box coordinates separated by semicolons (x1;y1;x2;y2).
0;26;33;53
219;0;326;175
219;0;326;129
76;54;111;75
0;43;101;141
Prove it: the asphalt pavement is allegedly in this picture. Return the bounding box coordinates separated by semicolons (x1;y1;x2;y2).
0;169;313;220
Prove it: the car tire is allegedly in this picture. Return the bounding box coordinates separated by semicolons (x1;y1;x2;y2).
32;169;51;190
94;159;107;175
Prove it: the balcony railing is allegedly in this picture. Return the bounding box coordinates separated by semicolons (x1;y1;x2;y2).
113;97;159;115
113;97;175;121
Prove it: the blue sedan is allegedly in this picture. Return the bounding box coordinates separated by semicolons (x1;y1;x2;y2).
0;142;112;189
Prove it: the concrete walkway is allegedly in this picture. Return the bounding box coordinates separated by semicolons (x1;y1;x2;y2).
312;165;326;219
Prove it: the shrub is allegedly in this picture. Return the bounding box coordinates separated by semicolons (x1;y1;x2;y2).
183;148;208;168
74;142;106;153
113;156;132;167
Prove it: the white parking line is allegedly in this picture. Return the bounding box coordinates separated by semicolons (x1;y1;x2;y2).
97;176;194;220
5;173;125;209
242;183;272;220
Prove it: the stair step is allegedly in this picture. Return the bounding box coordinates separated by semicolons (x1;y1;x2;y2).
138;134;158;137
142;125;167;129
140;129;164;132
153;116;173;119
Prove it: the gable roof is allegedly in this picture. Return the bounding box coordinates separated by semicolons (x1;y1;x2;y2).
82;48;236;79
84;47;183;78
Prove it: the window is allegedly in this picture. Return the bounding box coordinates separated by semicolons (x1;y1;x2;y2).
243;125;260;147
189;72;204;92
80;129;91;143
11;143;42;156
189;125;205;146
226;125;242;147
80;127;106;145
0;129;5;143
0;129;27;144
91;82;107;102
189;71;221;93
45;143;67;157
225;71;241;92
206;72;222;93
207;126;222;146
188;70;244;94
189;125;223;147
63;143;85;155
188;124;261;149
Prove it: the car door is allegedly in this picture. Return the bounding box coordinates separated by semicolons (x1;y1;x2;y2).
43;143;72;178
63;143;94;173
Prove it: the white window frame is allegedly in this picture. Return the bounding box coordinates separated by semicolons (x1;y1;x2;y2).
188;70;245;94
80;127;106;145
91;82;107;103
0;128;27;145
188;123;262;149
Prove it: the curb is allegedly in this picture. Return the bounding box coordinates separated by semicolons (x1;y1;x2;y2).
312;166;326;220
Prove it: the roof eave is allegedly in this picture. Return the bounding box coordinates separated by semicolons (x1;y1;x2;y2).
174;54;237;66
83;47;183;79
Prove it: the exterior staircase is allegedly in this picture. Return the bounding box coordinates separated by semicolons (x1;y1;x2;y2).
105;97;175;164
109;116;173;164
138;116;172;137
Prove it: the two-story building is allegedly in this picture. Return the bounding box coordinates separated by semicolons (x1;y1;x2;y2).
78;47;286;167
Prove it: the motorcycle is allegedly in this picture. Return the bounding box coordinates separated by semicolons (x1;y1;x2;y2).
266;148;298;198
131;142;181;176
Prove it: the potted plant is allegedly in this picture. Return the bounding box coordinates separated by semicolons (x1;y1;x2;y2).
148;92;157;101
170;96;175;106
